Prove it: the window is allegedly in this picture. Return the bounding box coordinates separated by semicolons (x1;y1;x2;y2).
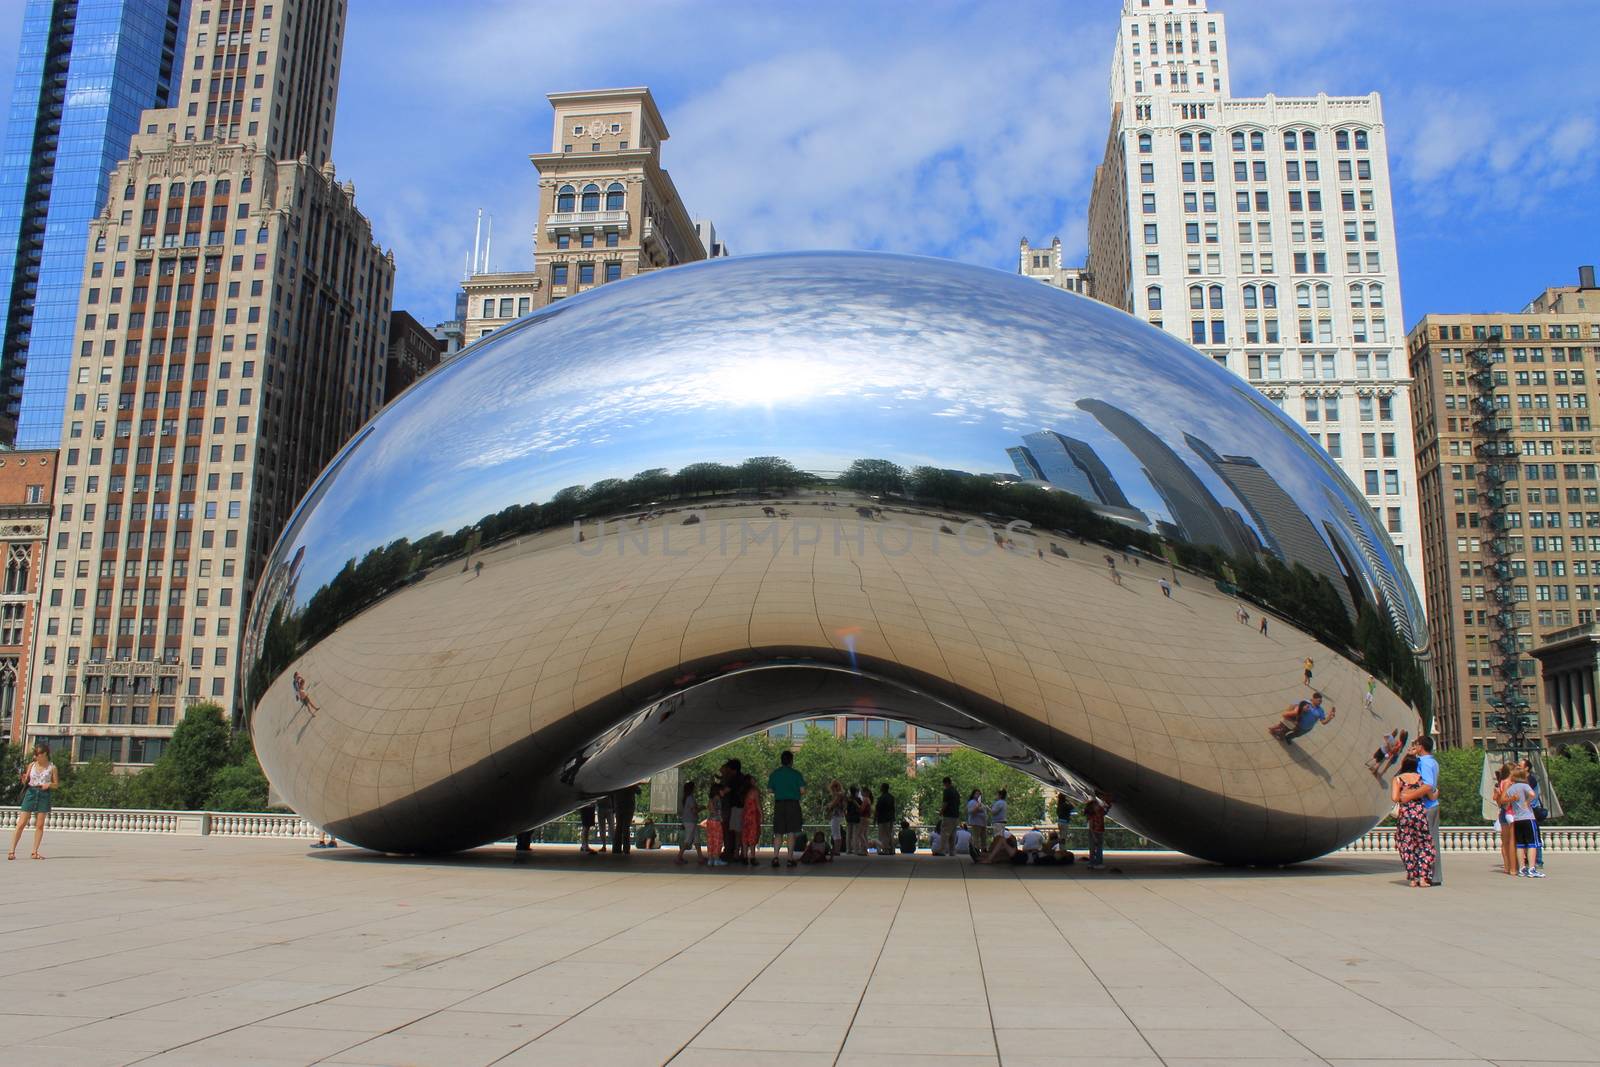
605;183;624;211
1140;162;1154;183
578;262;595;285
604;262;621;283
1179;132;1193;152
1208;284;1223;309
1146;285;1162;311
580;184;600;211
1144;224;1158;244
1138;132;1152;153
1198;132;1212;152
1250;131;1264;151
1189;285;1205;310
1232;131;1245;151
555;185;574;212
1145;254;1160;275
1284;130;1298;150
1143;193;1157;214
551;263;568;286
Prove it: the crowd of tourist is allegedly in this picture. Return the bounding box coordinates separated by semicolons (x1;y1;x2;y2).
538;751;1117;870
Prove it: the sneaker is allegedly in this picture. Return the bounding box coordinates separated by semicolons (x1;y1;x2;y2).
1517;867;1527;876
1529;868;1546;878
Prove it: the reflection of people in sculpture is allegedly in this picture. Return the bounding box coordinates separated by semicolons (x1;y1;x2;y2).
1303;657;1314;687
1236;604;1250;625
1269;692;1335;741
1158;577;1172;598
1363;675;1377;715
292;672;319;715
1367;727;1408;777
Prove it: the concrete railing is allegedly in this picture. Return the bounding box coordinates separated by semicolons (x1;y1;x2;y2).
5;809;1599;853
0;806;319;838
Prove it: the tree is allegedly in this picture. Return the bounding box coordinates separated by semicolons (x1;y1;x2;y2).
1435;747;1485;826
839;459;907;498
123;759;183;810
54;757;126;808
912;747;1046;824
788;726;914;825
166;702;233;810
1546;750;1600;825
206;758;270;812
0;742;26;805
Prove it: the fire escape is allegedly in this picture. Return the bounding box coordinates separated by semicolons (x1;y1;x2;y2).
1469;342;1538;755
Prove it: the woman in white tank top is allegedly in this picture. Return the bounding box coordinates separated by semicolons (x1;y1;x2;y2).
10;742;58;860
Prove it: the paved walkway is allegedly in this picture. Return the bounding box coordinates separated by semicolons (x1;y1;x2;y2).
2;835;1596;1066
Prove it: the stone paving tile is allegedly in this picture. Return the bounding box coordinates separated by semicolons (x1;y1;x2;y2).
1;834;1596;1066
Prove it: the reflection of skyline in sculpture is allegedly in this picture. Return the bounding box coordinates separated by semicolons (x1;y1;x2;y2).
1077;398;1256;558
1008;431;1151;529
242;252;1430;865
1010;431;1133;508
1322;486;1419;648
1185;433;1357;620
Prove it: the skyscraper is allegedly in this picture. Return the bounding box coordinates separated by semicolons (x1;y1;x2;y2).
26;0;394;763
0;0;188;448
1085;0;1420;582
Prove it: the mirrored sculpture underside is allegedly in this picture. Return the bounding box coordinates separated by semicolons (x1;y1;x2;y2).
245;252;1427;865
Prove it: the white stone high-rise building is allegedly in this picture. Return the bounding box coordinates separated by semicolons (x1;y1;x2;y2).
1087;0;1420;582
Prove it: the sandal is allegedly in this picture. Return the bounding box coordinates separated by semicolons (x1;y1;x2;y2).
30;852;42;860
5;851;12;861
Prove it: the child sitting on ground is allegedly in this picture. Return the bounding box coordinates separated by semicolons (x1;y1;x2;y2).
799;830;831;864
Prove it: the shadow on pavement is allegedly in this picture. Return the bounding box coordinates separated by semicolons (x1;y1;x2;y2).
307;846;1392;879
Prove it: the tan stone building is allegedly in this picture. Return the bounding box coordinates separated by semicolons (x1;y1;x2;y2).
1018;237;1089;295
1408;266;1600;749
26;0;393;763
460;87;705;347
0;449;54;745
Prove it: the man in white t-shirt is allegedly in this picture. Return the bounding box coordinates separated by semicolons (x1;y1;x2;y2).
953;824;973;855
1020;827;1044;861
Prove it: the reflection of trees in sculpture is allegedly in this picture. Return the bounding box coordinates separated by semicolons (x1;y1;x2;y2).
253;452;1428;726
839;459;908;497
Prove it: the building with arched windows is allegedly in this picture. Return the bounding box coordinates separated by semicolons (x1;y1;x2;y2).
1086;0;1421;590
460;87;709;348
0;448;53;745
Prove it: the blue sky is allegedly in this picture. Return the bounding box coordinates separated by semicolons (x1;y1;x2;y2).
2;1;1596;328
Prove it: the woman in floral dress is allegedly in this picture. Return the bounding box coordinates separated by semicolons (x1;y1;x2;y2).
1391;754;1437;887
741;775;763;866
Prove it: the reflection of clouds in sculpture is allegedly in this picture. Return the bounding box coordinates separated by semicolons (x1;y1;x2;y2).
274;252;1420;643
245;251;1431;864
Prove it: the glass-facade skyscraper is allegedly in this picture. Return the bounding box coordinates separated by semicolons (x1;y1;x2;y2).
0;0;186;447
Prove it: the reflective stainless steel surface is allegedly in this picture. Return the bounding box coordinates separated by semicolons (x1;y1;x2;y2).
244;251;1427;864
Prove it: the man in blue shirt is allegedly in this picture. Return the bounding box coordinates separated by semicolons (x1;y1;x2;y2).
1410;735;1442;885
1270;692;1336;741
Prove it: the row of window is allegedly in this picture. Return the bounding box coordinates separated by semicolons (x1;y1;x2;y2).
69;735;169;764
1139;128;1372;154
554;183;625;213
551;262;623;286
1142;248;1386;278
1434;323;1599;342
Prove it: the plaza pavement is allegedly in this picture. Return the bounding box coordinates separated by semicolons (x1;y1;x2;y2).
2;835;1597;1066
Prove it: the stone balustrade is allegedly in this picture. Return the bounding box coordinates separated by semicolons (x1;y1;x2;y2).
5;807;1600;854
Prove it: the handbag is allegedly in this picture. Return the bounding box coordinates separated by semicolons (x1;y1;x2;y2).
1532;804;1549;823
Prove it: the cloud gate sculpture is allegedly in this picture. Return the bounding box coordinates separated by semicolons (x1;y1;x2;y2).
244;251;1427;865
